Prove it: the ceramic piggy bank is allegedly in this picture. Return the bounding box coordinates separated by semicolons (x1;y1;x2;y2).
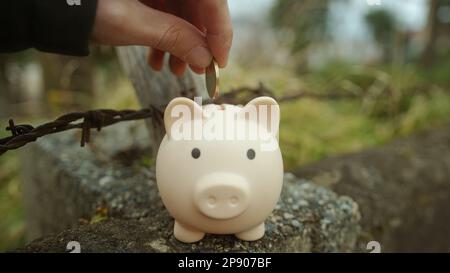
156;96;283;243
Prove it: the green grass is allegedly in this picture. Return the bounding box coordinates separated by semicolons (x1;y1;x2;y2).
279;90;450;169
0;130;26;251
263;61;450;168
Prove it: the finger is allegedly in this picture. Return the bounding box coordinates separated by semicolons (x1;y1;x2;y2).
199;0;233;67
189;65;205;74
163;0;188;74
165;0;192;76
131;1;213;68
148;49;165;71
142;0;165;71
169;55;187;76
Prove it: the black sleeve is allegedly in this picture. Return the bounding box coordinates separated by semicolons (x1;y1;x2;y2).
0;0;98;56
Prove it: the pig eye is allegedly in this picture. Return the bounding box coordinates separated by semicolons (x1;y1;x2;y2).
247;149;256;160
191;148;201;159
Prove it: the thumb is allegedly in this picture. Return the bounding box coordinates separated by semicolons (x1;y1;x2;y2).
133;3;213;68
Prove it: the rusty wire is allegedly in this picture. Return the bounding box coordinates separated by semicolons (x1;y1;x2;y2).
0;107;163;156
0;84;360;156
212;83;360;105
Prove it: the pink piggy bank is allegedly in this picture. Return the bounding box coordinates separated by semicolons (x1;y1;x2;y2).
156;96;283;243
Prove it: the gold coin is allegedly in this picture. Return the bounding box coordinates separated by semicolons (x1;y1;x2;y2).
205;59;219;100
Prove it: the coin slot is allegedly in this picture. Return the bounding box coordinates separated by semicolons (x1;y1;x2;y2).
247;149;256;160
191;148;201;159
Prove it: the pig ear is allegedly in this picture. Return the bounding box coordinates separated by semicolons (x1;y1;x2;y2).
240;96;280;136
164;97;203;138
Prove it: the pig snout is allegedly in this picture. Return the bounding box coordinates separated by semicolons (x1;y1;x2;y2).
194;173;250;220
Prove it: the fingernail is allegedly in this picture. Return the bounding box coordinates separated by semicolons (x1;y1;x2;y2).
186;47;212;68
218;54;228;68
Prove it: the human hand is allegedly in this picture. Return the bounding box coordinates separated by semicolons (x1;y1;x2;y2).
92;0;233;76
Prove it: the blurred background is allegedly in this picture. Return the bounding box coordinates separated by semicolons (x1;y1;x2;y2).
1;0;450;251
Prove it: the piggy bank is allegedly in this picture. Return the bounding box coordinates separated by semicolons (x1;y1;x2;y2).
156;96;283;243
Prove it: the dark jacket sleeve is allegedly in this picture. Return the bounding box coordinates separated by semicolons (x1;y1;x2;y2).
0;0;98;56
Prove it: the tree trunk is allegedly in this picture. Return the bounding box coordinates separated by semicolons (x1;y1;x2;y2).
115;46;206;156
421;0;440;66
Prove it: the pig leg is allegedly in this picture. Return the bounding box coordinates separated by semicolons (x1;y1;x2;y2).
174;221;205;243
235;222;265;241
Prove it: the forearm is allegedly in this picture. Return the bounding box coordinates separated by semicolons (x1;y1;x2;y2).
0;0;98;56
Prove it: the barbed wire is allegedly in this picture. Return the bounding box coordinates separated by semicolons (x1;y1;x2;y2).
212;83;360;105
0;107;163;156
0;84;360;156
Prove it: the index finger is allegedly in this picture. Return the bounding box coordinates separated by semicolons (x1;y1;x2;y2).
199;0;233;68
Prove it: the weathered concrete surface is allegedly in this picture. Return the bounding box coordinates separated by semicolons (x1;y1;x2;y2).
293;124;450;252
16;174;360;253
19;121;360;252
20;121;156;240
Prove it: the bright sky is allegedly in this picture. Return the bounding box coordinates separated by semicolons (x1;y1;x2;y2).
226;0;430;64
227;0;428;40
228;0;274;19
330;0;427;42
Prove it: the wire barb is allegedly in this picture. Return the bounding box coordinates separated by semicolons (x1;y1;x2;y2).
6;119;34;137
